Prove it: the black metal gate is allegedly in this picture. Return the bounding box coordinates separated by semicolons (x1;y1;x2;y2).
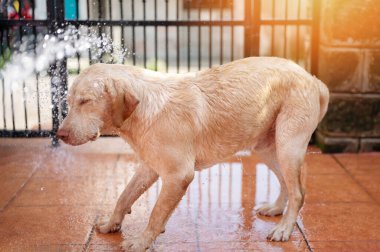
0;0;320;145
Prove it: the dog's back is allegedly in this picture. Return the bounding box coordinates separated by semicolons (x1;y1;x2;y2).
191;57;327;168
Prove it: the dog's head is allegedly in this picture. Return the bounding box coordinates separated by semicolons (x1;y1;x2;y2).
57;64;139;146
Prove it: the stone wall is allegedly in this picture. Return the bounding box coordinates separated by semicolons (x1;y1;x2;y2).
316;0;380;152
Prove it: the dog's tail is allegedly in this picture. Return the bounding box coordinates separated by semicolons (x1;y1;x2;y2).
315;77;329;122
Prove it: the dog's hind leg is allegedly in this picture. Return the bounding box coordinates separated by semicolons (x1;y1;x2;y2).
267;101;317;242
96;165;158;234
255;147;288;216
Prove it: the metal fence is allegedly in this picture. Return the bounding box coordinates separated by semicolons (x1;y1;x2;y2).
0;0;320;145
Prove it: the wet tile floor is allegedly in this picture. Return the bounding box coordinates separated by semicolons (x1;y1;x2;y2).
0;138;379;251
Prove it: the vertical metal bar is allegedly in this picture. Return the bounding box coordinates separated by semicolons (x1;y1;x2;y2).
209;0;212;67
86;0;90;19
230;0;234;61
198;0;201;70
86;0;92;65
132;0;136;65
19;25;28;129
7;27;15;131
296;0;301;63
120;0;125;64
143;0;147;68
187;0;190;72
0;29;2;59
245;0;260;57
1;78;5;129
176;0;180;73
75;0;80;72
18;0;22;19
56;0;68;120
154;0;158;71
76;45;81;73
109;0;112;21
244;0;252;57
10;83;15;131
252;0;261;56
165;0;169;72
311;0;320;75
1;29;6;129
98;0;103;63
109;0;114;63
48;0;58;146
59;59;68;119
50;63;60;146
271;0;275;55
284;0;288;57
76;0;79;19
31;0;35;20
220;0;223;65
31;2;41;131
22;80;28;129
49;0;67;146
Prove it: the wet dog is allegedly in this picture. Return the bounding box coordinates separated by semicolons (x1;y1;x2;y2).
57;57;329;251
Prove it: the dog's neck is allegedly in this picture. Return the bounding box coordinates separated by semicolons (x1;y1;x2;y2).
110;68;199;150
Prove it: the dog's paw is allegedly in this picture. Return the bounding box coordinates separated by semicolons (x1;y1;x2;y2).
254;203;284;217
96;218;121;234
121;236;151;252
267;222;294;242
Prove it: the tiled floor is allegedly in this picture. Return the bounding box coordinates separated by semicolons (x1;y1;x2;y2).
0;138;379;252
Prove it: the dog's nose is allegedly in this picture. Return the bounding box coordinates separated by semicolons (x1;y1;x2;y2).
56;128;69;141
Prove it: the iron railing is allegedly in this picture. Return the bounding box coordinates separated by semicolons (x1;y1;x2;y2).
0;0;320;145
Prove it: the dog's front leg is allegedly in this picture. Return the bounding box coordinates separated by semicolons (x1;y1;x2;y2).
97;166;158;234
122;168;194;251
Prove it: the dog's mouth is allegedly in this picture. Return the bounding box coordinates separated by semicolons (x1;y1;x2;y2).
89;129;100;141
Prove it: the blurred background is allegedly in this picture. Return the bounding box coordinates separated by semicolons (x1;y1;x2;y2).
0;0;379;152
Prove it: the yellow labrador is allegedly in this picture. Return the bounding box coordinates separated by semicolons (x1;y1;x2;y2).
57;57;329;251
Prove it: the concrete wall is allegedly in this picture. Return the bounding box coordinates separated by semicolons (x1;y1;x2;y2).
316;0;380;152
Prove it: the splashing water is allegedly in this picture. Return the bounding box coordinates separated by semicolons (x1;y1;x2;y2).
0;26;130;91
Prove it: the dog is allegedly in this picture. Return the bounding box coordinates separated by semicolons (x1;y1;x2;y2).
57;57;329;251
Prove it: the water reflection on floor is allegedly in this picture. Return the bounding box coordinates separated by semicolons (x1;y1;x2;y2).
1;139;379;251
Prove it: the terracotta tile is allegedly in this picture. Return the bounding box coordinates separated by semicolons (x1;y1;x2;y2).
309;241;380;252
353;173;380;204
0;138;51;150
200;240;308;252
11;176;111;207
305;174;374;203
0;206;98;250
300;203;380;242
307;145;322;153
33;151;121;178
0;160;38;179
1;139;380;251
60;137;133;154
0;147;47;179
89;232;124;251
88;243;124;252
0;177;30;210
195;212;305;242
334;153;380;203
3;244;85;252
334;153;380;175
305;154;346;175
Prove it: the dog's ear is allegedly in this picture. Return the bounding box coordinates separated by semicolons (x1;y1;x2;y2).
103;79;139;127
123;89;140;119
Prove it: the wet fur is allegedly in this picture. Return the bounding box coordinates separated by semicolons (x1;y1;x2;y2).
58;57;329;251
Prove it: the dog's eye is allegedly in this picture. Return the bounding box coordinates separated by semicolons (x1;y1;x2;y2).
79;99;91;105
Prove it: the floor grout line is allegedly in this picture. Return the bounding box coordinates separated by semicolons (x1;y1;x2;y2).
296;221;313;252
0;155;45;212
331;155;379;205
83;216;99;252
83;153;121;252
